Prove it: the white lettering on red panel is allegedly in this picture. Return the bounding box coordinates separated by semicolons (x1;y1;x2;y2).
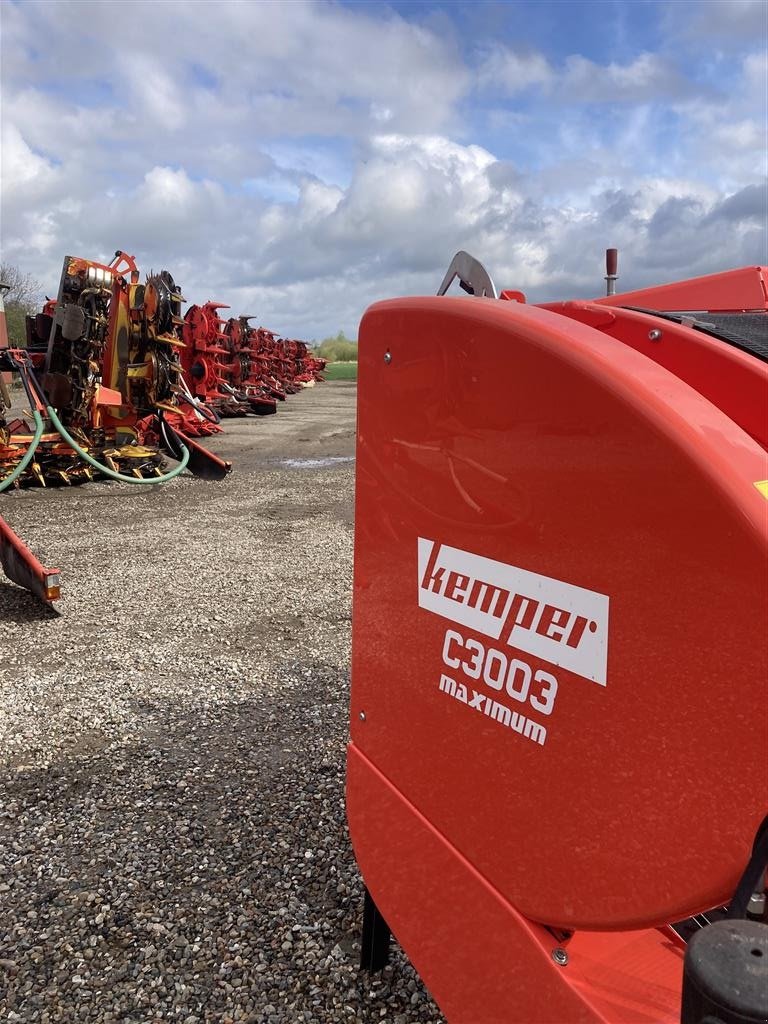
417;538;609;686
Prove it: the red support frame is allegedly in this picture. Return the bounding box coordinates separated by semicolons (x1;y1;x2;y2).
0;515;60;603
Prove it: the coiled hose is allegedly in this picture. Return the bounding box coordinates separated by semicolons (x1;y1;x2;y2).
0;410;45;493
46;406;189;484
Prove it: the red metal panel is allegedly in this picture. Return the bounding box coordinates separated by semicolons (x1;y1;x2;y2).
350;296;767;937
540;301;768;450
566;928;684;1022
348;745;682;1023
593;265;768;312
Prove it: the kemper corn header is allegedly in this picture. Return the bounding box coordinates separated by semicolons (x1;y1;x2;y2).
4;250;233;479
349;253;768;1023
181;303;326;417
0;249;322;604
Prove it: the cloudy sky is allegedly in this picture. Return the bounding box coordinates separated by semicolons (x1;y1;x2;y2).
2;0;766;340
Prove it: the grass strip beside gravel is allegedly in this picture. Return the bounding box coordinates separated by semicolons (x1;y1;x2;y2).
323;362;358;381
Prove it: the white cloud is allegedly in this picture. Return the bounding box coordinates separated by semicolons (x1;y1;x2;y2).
0;1;765;340
0;123;59;196
477;47;553;93
3;0;468;139
662;0;767;47
119;56;188;133
560;52;692;102
477;46;692;102
2;116;765;338
668;51;767;187
744;50;768;90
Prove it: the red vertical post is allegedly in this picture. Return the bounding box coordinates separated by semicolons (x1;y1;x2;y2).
605;248;618;296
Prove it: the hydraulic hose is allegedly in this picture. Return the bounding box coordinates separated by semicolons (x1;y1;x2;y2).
46;406;190;484
0;410;45;493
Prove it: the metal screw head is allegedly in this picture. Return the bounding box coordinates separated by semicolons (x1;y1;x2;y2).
552;947;568;966
748;891;767;916
648;329;663;341
358;711;366;722
383;351;391;364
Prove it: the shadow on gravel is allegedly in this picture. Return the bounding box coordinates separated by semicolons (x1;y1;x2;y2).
0;661;444;1024
0;580;60;622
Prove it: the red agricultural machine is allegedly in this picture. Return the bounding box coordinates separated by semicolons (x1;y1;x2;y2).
348;252;768;1022
0;250;232;601
181;303;326;417
0;249;322;604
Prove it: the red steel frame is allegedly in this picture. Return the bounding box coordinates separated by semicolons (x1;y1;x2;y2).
593;264;768;312
0;515;60;603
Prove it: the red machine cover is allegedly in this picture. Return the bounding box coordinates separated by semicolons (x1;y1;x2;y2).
350;296;768;930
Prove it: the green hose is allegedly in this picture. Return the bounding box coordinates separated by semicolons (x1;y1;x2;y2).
0;410;45;492
46;406;190;484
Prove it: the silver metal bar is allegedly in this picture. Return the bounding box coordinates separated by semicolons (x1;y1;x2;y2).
437;251;497;299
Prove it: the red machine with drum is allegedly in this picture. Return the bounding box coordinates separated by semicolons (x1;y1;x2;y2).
348;253;768;1022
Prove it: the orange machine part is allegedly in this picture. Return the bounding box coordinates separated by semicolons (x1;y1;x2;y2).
593;264;768;312
348;295;767;1021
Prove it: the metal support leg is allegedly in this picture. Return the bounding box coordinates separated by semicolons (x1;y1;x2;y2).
360;886;391;972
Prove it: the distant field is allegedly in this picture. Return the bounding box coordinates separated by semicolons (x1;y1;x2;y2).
323;361;358;380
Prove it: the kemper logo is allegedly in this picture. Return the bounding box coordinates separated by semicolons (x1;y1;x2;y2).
417;538;609;685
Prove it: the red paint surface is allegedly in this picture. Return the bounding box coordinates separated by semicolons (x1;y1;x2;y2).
349;294;767;1020
593;265;768;312
540;302;768;450
348;746;683;1022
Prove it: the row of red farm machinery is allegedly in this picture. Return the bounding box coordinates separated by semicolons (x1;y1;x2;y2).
0;249;325;603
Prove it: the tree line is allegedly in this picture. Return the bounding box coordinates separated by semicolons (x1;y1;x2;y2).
1;263;42;347
313;331;358;362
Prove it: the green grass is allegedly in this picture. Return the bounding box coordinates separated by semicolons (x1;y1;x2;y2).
323;361;358;381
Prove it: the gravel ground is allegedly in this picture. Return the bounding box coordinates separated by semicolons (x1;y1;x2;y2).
0;382;444;1023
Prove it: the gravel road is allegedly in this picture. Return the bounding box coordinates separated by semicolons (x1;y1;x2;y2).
0;382;444;1023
